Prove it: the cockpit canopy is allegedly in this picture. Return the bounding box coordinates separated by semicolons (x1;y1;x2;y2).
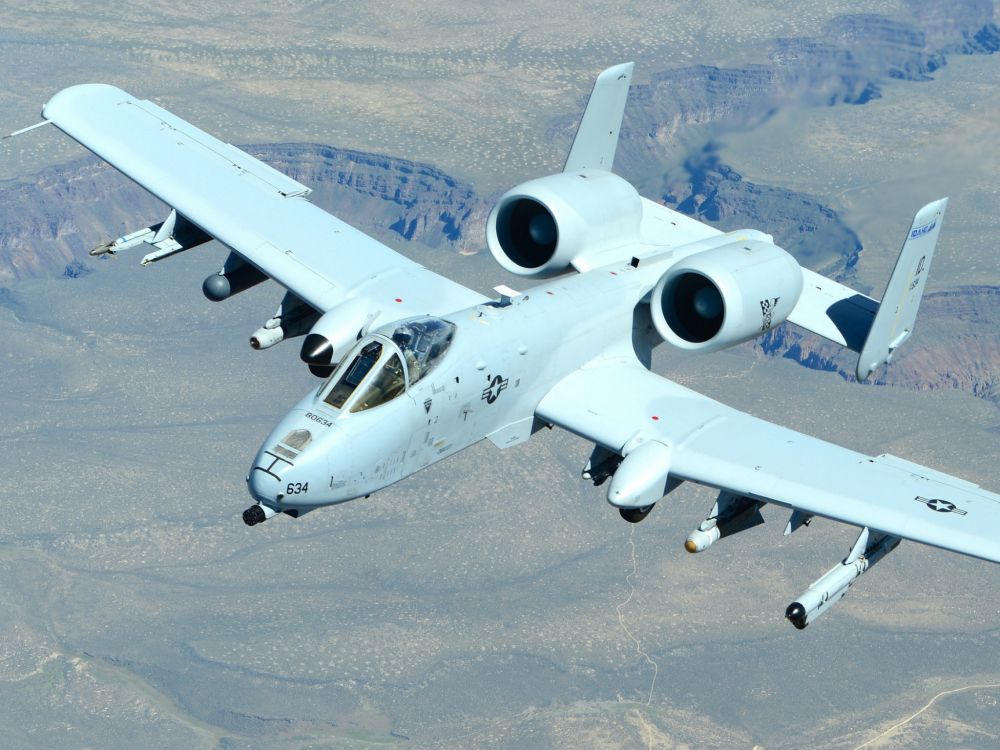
318;317;456;414
383;317;456;385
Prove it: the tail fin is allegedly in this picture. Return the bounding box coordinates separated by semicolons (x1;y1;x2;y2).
563;62;634;173
856;198;947;380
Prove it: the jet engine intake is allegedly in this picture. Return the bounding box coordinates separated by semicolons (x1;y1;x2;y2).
651;240;803;352
486;169;643;276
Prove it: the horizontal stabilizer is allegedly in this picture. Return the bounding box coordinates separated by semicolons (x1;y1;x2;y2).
563;62;633;173
856;198;947;380
786;199;947;380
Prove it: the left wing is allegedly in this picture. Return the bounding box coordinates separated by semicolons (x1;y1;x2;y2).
41;84;485;317
536;358;1000;564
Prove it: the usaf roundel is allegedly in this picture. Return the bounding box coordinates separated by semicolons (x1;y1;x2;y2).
915;496;968;516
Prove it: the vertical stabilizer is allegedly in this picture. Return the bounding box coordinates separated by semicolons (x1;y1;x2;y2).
563;62;634;173
856;198;948;381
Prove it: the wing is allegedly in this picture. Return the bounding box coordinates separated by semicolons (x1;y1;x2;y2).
536;358;1000;564
41;84;486;316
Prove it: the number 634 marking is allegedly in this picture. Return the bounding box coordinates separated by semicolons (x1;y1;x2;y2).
286;482;309;495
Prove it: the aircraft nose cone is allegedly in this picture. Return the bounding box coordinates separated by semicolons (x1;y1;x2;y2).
247;467;281;504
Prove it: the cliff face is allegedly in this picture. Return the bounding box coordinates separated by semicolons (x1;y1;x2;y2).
608;8;998;178
0;160;165;285
245;145;490;254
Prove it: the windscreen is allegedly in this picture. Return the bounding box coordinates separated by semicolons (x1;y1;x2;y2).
323;341;383;409
350;354;406;413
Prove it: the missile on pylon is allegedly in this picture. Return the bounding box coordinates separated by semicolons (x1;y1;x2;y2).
785;529;900;629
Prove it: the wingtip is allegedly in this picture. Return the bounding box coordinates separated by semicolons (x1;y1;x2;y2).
910;197;948;229
42;83;130;121
599;62;635;81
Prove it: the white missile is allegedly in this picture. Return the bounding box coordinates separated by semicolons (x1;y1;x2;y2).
685;525;722;553
785;529;900;629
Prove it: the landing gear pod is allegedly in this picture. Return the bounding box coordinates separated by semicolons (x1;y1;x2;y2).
299;299;370;376
619;505;655;524
606;440;679;509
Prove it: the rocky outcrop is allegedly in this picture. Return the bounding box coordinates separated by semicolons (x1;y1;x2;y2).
905;0;1000;53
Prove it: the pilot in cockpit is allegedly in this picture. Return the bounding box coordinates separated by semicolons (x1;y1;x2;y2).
391;328;421;382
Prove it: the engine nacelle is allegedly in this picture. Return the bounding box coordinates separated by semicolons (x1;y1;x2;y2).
300;299;369;376
651;240;803;352
486;169;643;277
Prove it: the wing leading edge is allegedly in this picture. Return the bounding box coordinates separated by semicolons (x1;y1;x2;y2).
41;84;485;317
536;359;1000;564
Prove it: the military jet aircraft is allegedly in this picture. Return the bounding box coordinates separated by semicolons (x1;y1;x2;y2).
23;63;999;628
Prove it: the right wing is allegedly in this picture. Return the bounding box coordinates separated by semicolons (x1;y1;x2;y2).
536;357;1000;564
41;84;486;317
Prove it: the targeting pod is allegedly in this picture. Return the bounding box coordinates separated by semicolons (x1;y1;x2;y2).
685;491;765;553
